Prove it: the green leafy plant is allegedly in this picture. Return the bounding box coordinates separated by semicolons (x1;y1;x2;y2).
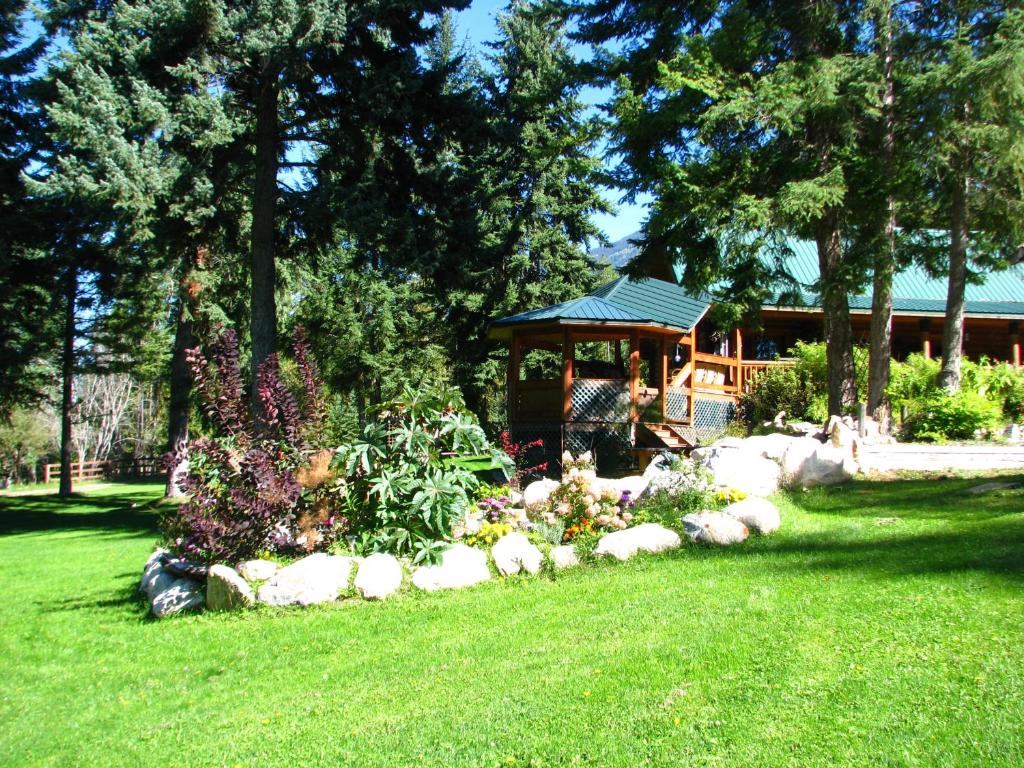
900;390;1002;442
334;385;513;564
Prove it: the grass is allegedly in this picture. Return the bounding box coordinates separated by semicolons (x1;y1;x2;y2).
1;475;1022;767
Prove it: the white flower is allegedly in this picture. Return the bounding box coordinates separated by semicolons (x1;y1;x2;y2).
561;450;573;463
614;518;627;530
622;512;633;523
596;514;611;526
579;451;592;464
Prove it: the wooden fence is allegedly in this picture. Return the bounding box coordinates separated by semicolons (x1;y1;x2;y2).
42;456;164;484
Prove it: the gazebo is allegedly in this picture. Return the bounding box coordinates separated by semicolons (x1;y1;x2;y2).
489;277;752;470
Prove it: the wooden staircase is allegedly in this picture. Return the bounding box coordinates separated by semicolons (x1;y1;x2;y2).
641;422;693;451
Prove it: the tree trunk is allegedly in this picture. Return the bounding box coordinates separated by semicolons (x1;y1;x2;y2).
816;214;858;417
165;291;195;497
868;3;896;432
250;71;280;405
165;247;204;497
58;266;77;498
938;171;969;393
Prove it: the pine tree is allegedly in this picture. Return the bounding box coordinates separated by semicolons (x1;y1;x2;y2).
0;1;54;416
433;1;610;426
574;0;878;416
904;3;1024;392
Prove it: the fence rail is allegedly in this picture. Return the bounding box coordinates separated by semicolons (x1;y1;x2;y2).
42;457;164;484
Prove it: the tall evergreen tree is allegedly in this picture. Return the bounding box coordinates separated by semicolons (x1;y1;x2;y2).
0;1;54;417
573;0;878;416
905;3;1024;392
434;0;610;426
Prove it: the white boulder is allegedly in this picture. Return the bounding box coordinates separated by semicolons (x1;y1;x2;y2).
257;553;355;607
593;523;681;561
354;553;403;600
692;440;781;497
682;512;749;546
827;415;861;450
549;545;580;570
151;578;204;618
784;440;858;487
601;474;649;500
139;548;170;598
522;478;560;508
723;497;780;535
206;564;255;611
237;559;279;581
491;532;544;576
741;433;802;462
642;453;673;478
411;544;491;592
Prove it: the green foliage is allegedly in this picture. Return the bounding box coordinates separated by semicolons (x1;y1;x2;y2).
740;342;868;426
901;390;1002;443
0;407;53;486
334;385;512;564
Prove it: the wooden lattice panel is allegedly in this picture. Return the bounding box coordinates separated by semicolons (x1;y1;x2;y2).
571;380;631;423
665;387;688;422
692;398;736;442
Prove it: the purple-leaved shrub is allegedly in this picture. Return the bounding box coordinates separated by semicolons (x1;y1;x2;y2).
163;328;347;563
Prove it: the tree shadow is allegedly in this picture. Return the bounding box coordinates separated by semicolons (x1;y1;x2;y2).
718;474;1024;582
35;580;153;618
787;473;1024;522
0;481;164;537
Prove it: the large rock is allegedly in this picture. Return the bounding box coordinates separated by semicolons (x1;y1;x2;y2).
257;553;355;607
206;564;255;611
411;544;491;592
549;545;580;570
522;478;560;508
237;559;279;582
682;512;749;546
827;415;861;450
151;577;204;618
741;433;802;462
140;548;171;599
354;553;403;600
783;440;858;487
600;474;649;500
491;532;543;576
642;453;673;478
593;523;681;561
723;497;780;535
692;440;781;497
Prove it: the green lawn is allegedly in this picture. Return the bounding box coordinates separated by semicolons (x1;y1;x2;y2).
1;476;1022;767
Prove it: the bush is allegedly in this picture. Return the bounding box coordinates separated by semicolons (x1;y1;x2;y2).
900;390;1001;442
739;341;868;427
739;365;816;427
165;328;344;563
335;385;514;564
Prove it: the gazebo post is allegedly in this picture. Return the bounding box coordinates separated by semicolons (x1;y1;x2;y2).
687;324;697;423
734;327;744;392
1010;321;1021;368
508;332;521;424
629;330;640;422
659;337;668;421
920;318;932;359
562;329;574;423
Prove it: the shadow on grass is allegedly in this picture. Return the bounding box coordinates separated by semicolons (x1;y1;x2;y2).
0;480;163;537
35;579;153;619
725;474;1024;582
788;473;1024;522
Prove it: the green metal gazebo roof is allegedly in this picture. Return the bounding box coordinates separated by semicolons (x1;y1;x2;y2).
491;276;711;334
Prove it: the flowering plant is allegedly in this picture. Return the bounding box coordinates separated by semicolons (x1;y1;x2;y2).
500;432;548;488
533;452;633;542
714;488;748;505
465;521;513;547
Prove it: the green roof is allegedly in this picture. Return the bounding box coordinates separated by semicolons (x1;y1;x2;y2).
492;277;710;333
682;236;1024;317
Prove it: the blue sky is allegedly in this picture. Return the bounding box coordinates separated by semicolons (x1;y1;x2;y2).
456;0;649;244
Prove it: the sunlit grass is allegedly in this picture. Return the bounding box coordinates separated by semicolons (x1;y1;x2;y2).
1;475;1022;767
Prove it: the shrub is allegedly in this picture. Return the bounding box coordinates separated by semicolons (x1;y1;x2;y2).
165;328;345;563
739;365;816;427
632;456;716;532
335;385;514;564
530;452;634;542
900;390;1001;442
